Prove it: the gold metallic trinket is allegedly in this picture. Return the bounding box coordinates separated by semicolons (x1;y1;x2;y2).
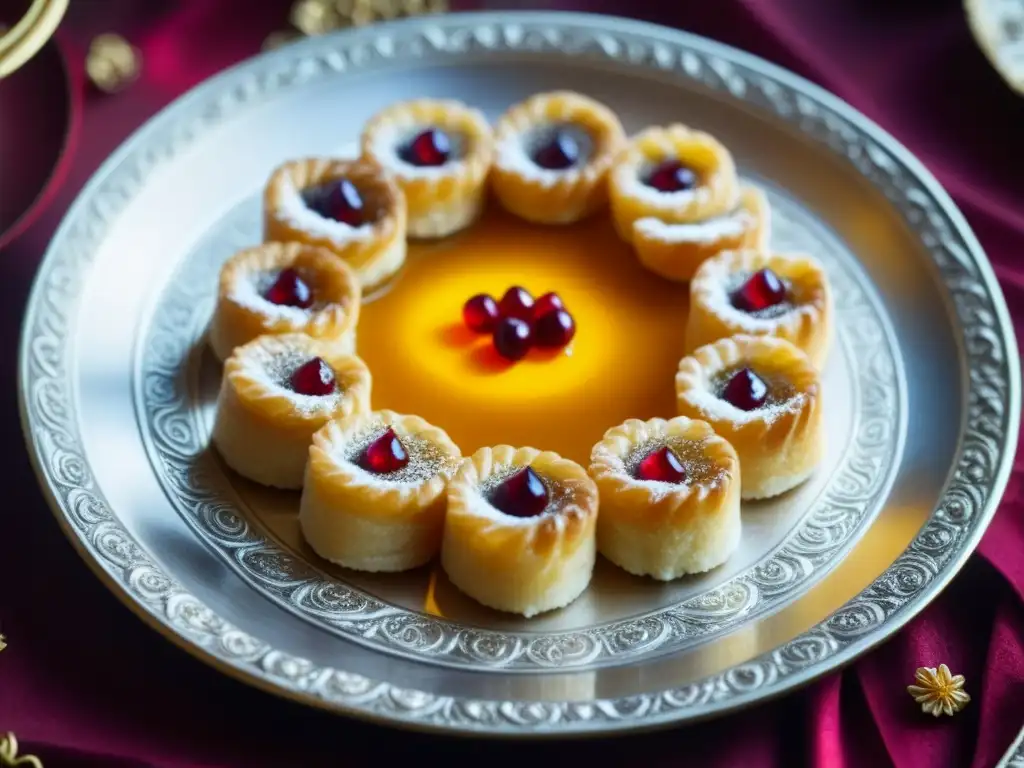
907;664;971;717
86;33;139;93
291;0;340;36
0;733;43;768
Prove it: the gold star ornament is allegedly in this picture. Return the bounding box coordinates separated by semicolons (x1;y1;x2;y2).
907;664;970;717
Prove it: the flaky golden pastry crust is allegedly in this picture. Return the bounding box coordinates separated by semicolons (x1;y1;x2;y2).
686;249;834;369
442;445;599;617
360;99;494;239
490;91;627;225
675;335;823;500
208;241;361;362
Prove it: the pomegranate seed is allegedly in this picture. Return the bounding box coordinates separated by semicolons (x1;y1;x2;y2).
359;427;409;474
731;269;787;313
400;128;451;167
532;291;565;319
533;309;576;347
645;160;699;193
463;294;500;333
489;466;549;518
636;446;687;484
289;357;336;396
493;317;532;361
303;179;365;227
532;130;580;170
722;367;768;411
498;286;534;320
264;268;313;309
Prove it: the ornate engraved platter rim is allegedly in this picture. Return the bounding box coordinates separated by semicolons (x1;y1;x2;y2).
17;11;1020;734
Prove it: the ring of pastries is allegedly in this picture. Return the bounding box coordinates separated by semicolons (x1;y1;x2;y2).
490;91;627;225
360;98;494;239
299;410;462;573
208;241;361;362
212;333;372;490
263;157;407;292
441;445;599;617
686;248;834;369
588;417;741;580
675;334;824;500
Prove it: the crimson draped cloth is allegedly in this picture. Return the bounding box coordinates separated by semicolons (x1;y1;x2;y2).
0;0;1021;765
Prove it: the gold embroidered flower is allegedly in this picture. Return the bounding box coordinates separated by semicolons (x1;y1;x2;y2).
907;664;970;717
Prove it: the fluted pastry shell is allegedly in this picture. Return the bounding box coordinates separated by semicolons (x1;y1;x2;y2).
360;99;494;239
675;334;823;500
211;333;372;490
609;124;740;241
588;417;741;580
300;410;462;572
208;241;361;362
490;91;627;225
263;157;407;292
442;445;599;617
686;249;834;369
631;183;771;283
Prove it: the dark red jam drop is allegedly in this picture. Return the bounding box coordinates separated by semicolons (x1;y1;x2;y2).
645;160;699;193
303;179;364;227
636;446;686;484
533;309;576;348
498;285;535;320
532;291;565;320
400;128;451;167
359;427;409;474
463;294;500;333
264;268;313;309
731;268;787;313
722;367;768;411
489;466;549;518
532;130;580;170
289;357;336;396
493;317;532;361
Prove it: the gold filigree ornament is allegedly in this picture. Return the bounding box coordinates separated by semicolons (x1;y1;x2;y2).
0;733;43;768
86;33;139;93
907;664;971;717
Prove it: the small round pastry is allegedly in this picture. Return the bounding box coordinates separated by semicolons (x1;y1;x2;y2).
685;249;834;369
211;333;372;490
490;91;627;225
360;98;494;239
299;410;462;572
442;445;599;617
630;183;771;283
208;241;361;362
675;334;823;500
263;157;407;293
609;124;740;242
589;417;741;580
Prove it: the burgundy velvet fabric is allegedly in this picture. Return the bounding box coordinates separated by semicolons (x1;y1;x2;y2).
0;1;1021;765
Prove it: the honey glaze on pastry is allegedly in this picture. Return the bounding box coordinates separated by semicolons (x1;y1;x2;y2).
686;249;834;369
211;333;372;490
299;410;462;572
360;99;494;239
630;183;770;283
208;241;361;362
490;91;627;225
675;334;823;500
263;157;407;293
442;445;599;617
589;417;741;580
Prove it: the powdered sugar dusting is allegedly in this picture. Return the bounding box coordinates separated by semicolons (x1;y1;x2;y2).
494;123;593;188
696;258;796;332
275;174;374;245
462;463;578;530
327;423;458;489
634;208;751;244
367;121;469;181
236;344;345;417
618;437;728;502
228;271;311;324
683;385;806;427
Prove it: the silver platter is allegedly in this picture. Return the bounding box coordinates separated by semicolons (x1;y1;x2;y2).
18;11;1020;736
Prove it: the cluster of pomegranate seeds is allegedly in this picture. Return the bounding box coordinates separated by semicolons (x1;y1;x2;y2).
731;268;787;314
645;159;699;193
302;178;365;227
722;367;768;411
490;466;549;518
289;356;337;397
264;268;313;309
461;287;577;362
636;446;687;484
401;128;451;167
359;427;410;474
532;130;580;170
